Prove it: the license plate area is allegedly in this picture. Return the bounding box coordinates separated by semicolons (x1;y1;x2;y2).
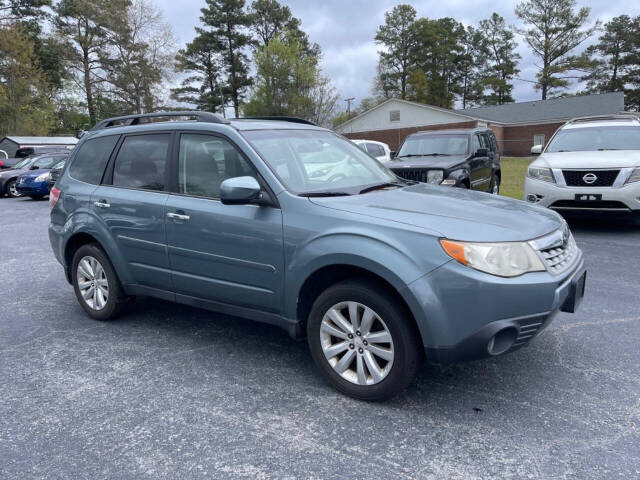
574;193;602;202
561;270;587;313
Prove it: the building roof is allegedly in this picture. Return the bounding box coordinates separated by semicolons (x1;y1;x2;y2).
2;136;78;146
456;92;625;125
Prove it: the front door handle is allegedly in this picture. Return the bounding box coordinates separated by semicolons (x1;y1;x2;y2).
167;212;190;222
94;201;110;208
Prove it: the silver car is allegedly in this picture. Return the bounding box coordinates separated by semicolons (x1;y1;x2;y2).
524;115;640;217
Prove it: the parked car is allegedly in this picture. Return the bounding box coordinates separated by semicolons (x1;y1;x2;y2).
0;146;74;170
352;139;392;163
49;111;586;400
0;154;68;198
46;158;67;192
525;115;640;220
389;128;501;193
16;156;68;199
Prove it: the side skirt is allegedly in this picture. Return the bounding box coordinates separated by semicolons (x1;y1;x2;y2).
124;284;303;339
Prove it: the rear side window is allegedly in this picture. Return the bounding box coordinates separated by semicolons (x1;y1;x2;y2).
112;134;169;191
69;135;119;185
366;143;385;157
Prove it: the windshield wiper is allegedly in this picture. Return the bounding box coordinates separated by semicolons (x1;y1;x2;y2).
359;182;405;194
299;191;351;197
396;154;422;158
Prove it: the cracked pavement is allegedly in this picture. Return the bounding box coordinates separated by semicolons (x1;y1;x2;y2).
1;197;639;479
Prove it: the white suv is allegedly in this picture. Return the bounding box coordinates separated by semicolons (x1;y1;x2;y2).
524;116;640;217
352;139;392;163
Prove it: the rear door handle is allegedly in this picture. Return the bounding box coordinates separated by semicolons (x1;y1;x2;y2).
167;212;190;221
94;201;110;208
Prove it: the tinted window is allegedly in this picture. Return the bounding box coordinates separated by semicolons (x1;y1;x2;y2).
179;134;255;199
366;143;385;157
69;136;119;185
113;134;169;191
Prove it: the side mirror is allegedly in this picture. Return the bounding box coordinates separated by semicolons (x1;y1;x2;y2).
475;148;488;157
531;145;543;155
30;165;39;170
390;151;397;159
220;176;262;205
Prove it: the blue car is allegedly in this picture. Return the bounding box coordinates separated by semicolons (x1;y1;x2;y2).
16;157;67;199
49;111;586;400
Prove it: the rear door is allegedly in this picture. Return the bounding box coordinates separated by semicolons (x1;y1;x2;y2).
91;132;172;290
164;132;284;313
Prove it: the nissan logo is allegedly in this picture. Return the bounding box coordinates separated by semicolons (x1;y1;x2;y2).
582;173;598;184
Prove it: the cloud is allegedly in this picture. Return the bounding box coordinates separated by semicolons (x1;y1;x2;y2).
157;0;640;109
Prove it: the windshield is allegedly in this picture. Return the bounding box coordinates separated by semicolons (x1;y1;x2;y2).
51;158;67;170
32;156;58;169
243;129;398;194
546;126;640;152
12;157;36;169
397;134;469;157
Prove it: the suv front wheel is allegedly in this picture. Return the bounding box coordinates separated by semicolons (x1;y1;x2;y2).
307;280;422;400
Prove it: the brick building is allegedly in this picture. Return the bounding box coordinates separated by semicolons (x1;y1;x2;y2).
335;92;625;156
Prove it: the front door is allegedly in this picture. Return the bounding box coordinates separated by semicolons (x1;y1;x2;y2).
91;133;172;290
165;132;284;313
470;134;491;190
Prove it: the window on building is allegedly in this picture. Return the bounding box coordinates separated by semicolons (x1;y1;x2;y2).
533;134;545;147
389;110;400;122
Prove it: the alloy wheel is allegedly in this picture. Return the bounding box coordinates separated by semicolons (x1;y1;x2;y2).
8;180;21;197
76;255;109;310
320;301;394;386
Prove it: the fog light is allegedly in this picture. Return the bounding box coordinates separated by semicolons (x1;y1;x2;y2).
488;328;518;355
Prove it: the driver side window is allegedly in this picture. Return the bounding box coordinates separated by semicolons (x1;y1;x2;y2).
472;135;482;152
178;134;255;199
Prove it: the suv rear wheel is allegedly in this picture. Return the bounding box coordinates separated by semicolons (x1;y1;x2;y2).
71;244;129;321
307;280;422;400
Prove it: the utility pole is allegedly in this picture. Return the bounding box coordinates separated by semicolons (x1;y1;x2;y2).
344;97;355;117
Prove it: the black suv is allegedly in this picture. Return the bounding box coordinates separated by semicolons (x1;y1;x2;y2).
389;128;501;194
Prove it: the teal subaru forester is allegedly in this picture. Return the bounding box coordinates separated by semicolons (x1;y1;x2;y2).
49;112;586;400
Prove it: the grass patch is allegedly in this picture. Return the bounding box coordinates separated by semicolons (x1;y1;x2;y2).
500;157;533;200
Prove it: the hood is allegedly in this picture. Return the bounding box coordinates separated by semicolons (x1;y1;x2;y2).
309;183;563;242
388;154;468;170
535;150;640;169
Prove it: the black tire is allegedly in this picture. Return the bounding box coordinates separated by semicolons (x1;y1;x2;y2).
71;243;129;321
6;179;21;198
307;279;422;401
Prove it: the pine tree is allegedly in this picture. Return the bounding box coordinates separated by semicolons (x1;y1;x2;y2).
480;13;520;105
515;0;599;99
200;0;253;117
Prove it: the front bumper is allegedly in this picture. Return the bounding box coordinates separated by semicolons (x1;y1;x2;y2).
406;251;586;366
16;179;49;196
524;176;640;212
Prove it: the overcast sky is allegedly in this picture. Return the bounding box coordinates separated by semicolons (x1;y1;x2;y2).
157;0;640;112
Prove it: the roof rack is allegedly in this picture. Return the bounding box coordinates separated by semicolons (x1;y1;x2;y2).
236;116;317;126
566;114;639;124
91;111;230;131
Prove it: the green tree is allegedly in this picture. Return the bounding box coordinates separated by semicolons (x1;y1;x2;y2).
55;0;131;125
243;36;337;125
583;15;633;94
516;0;599;99
200;0;253;117
459;26;489;108
624;16;640;111
0;24;55;136
171;32;226;113
480;13;520;105
411;17;466;108
0;0;50;21
374;4;417;100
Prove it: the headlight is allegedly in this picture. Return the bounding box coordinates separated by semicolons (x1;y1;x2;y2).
440;239;545;277
427;170;444;184
626;167;640;184
527;166;555;183
35;173;50;182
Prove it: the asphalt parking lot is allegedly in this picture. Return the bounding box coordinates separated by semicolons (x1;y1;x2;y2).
1;197;639;480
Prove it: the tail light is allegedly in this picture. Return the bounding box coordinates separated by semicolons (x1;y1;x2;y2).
0;160;3;167
50;186;60;209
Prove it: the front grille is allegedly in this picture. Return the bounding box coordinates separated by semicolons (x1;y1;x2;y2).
538;233;579;275
391;168;430;183
550;200;629;210
562;169;620;187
